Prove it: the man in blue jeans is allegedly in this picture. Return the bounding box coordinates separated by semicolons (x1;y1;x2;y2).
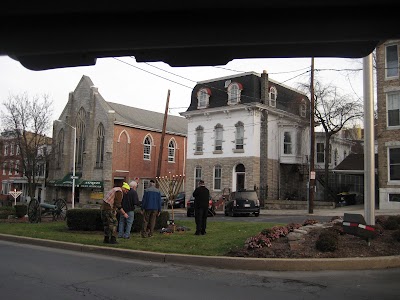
118;181;139;239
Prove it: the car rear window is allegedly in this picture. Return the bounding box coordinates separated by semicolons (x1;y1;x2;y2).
233;191;258;201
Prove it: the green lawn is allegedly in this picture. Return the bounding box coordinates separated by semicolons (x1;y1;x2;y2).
0;219;283;256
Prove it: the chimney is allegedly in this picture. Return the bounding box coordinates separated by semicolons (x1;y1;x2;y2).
260;70;269;104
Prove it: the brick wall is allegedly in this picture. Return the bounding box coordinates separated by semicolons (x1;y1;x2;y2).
376;40;400;209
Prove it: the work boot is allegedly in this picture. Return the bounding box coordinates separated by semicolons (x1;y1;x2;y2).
103;236;110;244
110;236;118;244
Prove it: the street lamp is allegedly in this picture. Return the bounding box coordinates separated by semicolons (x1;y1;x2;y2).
55;119;77;209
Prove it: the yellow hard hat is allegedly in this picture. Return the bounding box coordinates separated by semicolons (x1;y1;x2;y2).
122;182;130;190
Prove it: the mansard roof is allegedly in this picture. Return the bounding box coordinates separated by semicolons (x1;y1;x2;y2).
186;72;309;116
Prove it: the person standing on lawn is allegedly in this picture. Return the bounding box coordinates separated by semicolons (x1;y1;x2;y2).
140;179;162;238
101;182;130;244
192;179;210;235
118;180;139;239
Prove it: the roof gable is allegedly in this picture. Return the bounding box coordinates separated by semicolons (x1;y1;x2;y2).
107;102;187;136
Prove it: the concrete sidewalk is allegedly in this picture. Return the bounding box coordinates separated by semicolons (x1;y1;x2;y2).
168;204;400;217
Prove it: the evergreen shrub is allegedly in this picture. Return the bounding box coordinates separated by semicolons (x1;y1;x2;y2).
14;204;27;218
316;229;339;252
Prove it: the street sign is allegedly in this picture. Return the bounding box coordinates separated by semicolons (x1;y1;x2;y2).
342;213;376;241
71;176;79;179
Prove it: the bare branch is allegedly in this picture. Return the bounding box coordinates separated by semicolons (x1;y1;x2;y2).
1;93;53;198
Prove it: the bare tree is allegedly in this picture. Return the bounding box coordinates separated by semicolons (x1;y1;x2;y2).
1;93;53;199
299;80;364;201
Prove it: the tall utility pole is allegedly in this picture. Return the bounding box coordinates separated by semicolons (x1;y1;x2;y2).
363;54;375;225
309;57;315;214
156;90;171;179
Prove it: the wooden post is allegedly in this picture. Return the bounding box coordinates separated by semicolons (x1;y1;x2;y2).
156;90;170;179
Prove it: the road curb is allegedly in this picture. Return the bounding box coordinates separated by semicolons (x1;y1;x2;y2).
1;233;400;271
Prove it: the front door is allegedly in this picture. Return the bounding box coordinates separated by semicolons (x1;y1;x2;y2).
235;164;246;191
236;173;245;191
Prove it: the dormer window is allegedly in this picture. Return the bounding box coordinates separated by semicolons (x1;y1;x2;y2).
197;88;211;109
227;82;243;105
300;99;307;117
269;86;277;107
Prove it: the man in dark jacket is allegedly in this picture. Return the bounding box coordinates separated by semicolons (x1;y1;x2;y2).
141;179;162;238
118;180;139;239
192;179;210;235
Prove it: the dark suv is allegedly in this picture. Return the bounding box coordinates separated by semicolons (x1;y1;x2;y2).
224;190;260;217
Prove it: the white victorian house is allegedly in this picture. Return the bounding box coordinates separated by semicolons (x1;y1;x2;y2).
180;71;310;205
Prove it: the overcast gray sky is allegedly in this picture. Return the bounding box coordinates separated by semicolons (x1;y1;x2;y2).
0;55;365;135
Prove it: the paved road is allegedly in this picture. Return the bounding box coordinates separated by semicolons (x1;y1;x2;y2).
169;204;400;223
1;240;399;300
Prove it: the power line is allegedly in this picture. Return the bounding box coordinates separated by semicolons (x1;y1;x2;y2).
112;57;194;89
214;65;311;75
143;60;197;83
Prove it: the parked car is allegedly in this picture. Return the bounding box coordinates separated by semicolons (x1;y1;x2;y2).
161;192;167;207
224;190;260;217
168;192;186;208
186;196;216;217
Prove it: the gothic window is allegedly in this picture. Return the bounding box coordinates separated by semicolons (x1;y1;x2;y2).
56;129;64;169
143;135;152;160
168;139;176;162
76;107;87;169
96;123;105;168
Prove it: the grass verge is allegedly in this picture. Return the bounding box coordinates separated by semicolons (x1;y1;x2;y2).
0;219;282;256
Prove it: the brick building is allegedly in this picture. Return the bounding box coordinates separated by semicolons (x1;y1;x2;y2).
376;40;400;209
47;76;187;206
1;131;51;204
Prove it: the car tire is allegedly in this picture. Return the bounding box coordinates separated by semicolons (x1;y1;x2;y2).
180;203;185;208
186;211;191;217
254;212;260;217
